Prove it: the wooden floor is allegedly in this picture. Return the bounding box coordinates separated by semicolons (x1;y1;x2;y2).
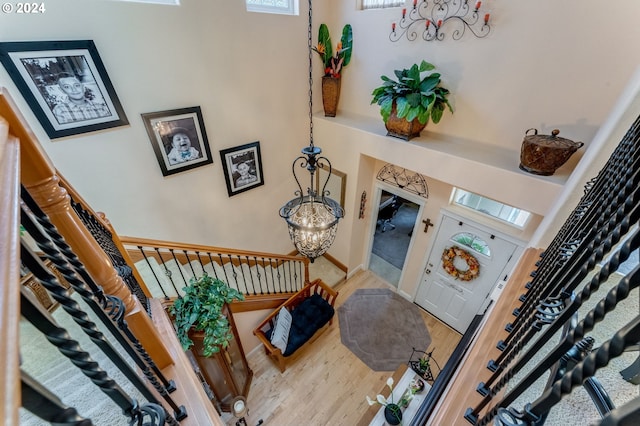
226;270;462;426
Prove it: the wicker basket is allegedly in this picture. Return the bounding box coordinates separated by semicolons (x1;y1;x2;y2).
519;128;583;176
384;102;427;140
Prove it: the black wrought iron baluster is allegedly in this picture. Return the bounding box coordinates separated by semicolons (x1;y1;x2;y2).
20;244;179;426
490;203;639;379
249;256;259;295
138;246;170;300
20;193;185;422
237;256;249;295
169;249;188;291
276;259;284;293
227;254;240;292
468;225;640;416
207;253;221;280
217;253;231;285
267;257;276;295
20;286;164;426
69;198;149;311
185;250;197;279
104;295;187;421
21;369;93;426
499;181;640;354
156;248;180;296
474;266;640;425
491;315;640;426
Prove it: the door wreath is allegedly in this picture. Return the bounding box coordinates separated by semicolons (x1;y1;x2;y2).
441;246;480;281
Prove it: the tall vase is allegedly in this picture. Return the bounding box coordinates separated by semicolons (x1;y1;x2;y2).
384;404;402;425
322;76;341;117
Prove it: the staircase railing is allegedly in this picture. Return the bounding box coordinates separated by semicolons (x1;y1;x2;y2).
0;103;21;426
118;236;310;305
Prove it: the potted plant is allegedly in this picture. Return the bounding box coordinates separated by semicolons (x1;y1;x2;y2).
170;273;244;357
366;377;417;425
313;23;353;117
371;60;453;140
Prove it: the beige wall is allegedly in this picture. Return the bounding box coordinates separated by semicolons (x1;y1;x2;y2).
2;0;640;291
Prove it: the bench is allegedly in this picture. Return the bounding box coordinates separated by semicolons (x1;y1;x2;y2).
253;279;338;372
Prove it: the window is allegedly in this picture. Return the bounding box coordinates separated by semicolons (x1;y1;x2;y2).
361;0;405;10
246;0;299;15
452;232;491;256
111;0;179;4
452;188;531;228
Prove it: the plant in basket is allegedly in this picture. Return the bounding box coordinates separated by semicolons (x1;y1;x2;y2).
371;60;453;140
170;273;244;357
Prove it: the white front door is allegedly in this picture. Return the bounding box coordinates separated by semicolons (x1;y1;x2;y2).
415;214;519;333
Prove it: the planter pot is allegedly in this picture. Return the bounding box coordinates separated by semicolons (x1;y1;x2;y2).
384;104;427;140
384;404;403;425
322;76;341;117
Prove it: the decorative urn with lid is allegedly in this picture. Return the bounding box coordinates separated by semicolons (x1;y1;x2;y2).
519;128;584;176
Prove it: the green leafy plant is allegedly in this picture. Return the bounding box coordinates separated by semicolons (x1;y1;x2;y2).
371;60;453;125
170;273;244;357
313;23;353;78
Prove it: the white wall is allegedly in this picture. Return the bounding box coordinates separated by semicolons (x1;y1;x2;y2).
0;0;309;254
2;0;640;277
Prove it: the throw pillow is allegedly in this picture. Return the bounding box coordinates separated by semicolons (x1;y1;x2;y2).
270;307;292;353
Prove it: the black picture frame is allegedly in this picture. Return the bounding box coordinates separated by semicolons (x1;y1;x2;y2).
141;106;213;177
219;141;264;196
0;40;129;139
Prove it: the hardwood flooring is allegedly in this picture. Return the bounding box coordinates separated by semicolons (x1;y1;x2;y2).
227;270;461;426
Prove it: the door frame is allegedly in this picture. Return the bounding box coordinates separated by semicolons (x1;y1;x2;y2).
365;181;426;289
415;208;526;317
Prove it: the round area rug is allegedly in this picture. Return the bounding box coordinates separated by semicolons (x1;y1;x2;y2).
338;288;431;371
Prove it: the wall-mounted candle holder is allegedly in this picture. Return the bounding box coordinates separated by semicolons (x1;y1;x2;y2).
390;0;491;42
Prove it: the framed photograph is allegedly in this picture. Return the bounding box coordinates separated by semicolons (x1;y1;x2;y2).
219;141;264;196
141;106;213;176
0;40;128;139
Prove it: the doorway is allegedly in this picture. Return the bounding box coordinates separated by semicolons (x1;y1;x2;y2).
415;212;520;333
369;189;421;287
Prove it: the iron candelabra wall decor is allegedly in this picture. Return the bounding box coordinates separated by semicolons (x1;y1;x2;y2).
390;0;491;42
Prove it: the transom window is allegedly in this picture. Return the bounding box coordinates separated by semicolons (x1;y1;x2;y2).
451;232;491;256
452;188;531;228
246;0;299;15
361;0;405;9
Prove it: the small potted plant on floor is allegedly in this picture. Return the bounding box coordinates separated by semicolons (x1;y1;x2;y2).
170;273;244;356
371;60;453;140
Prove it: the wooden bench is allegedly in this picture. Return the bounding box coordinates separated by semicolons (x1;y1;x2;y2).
253;279;338;372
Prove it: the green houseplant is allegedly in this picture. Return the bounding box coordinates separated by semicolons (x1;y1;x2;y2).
313;23;353;116
170;273;244;357
371;60;453;140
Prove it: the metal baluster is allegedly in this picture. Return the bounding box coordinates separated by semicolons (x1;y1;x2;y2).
21;369;93;425
139;246;170;300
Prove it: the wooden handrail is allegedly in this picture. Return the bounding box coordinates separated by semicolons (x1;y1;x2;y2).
120;236;310;267
0;88;173;369
0;109;21;426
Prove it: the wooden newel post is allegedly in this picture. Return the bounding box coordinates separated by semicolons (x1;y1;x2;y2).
2;89;173;368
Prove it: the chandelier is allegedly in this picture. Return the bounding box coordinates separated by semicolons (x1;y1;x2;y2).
279;0;344;262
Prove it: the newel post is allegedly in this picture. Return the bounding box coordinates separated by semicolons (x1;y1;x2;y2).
2;89;173;368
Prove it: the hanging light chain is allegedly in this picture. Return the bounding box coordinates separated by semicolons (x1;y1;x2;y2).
308;0;314;148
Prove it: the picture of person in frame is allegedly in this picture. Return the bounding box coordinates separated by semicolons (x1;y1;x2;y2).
234;160;258;188
51;71;110;124
164;126;202;165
